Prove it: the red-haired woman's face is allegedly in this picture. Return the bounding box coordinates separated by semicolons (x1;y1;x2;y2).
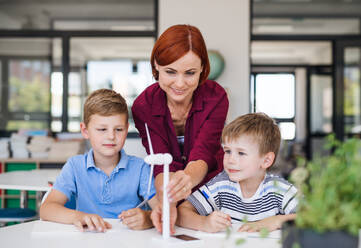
155;51;203;105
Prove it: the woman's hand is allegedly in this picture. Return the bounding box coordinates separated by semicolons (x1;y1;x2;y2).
150;203;177;235
167;170;192;203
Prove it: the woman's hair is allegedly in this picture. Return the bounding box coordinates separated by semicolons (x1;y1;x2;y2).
83;89;128;126
151;24;210;85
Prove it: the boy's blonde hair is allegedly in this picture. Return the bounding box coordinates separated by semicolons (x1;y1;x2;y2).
83;89;128;126
222;113;281;160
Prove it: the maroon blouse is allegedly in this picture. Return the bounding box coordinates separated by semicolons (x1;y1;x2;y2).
131;80;229;188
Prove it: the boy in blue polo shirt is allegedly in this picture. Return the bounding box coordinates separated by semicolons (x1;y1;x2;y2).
40;89;157;232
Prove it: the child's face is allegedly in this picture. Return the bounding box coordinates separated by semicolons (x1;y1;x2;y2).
80;113;128;160
223;135;272;183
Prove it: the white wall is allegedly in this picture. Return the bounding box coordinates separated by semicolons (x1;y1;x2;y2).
159;0;250;121
124;138;147;158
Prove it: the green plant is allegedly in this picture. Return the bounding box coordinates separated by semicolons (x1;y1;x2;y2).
291;134;361;236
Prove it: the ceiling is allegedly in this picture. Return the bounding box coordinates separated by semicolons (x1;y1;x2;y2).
253;18;360;35
1;0;360;66
0;0;154;30
252;0;361;64
0;37;154;65
253;0;361;17
251;41;332;65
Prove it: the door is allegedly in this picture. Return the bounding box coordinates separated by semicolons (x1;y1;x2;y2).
335;40;361;140
306;66;333;159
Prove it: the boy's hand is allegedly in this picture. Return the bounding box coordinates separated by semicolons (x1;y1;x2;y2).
118;208;153;230
72;212;112;232
202;211;231;233
238;215;284;233
150;203;177;234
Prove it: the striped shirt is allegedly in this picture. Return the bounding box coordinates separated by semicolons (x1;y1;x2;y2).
187;171;298;223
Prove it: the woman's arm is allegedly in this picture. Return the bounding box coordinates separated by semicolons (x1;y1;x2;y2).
188;91;229;176
154;160;207;204
167;160;207;202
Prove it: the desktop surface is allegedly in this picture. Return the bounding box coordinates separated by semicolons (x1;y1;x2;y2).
0;219;281;248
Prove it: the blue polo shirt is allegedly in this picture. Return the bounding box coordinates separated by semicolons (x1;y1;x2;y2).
53;149;155;218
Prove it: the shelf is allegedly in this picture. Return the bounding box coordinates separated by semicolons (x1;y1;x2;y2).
0;158;66;164
2;194;36;199
0;160;66;209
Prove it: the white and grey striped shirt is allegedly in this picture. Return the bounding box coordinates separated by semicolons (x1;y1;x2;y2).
187;171;298;223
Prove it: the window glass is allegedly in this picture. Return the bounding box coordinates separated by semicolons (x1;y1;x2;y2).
51;120;62;133
344;61;361;134
51;72;63;118
7;121;48;130
310;74;333;133
8;60;50;112
69;37;154;133
279;122;296;140
255;74;295;119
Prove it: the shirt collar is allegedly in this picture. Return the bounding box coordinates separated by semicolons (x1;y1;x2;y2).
86;149;128;171
151;83;204;116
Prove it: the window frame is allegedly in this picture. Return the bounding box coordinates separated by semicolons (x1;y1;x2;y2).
251;70;296;140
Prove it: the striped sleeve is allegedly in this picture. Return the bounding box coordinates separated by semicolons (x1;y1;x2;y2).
282;185;298;214
187;184;218;216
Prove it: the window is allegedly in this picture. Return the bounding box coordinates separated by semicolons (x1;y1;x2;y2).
87;60;154;132
0;38;52;131
8;60;50;113
0;2;157;134
251;73;296;140
0;58;51;131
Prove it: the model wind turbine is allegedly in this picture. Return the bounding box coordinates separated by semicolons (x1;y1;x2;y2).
143;123;172;239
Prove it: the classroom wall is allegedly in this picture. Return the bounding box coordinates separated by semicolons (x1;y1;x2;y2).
158;0;251;121
123;138;147;158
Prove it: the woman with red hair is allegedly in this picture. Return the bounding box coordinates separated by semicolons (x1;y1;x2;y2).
132;24;229;233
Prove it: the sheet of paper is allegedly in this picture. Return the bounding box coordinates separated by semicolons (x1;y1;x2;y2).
193;223;281;240
31;218;128;235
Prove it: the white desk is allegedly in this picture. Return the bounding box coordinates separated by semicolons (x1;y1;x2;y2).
0;219;281;248
0;169;61;208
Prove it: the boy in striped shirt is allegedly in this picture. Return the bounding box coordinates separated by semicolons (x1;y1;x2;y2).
177;113;297;233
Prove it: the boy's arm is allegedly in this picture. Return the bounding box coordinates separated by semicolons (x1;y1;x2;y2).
40;189;111;232
118;208;153;230
238;214;296;232
177;200;231;233
40;189;76;223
